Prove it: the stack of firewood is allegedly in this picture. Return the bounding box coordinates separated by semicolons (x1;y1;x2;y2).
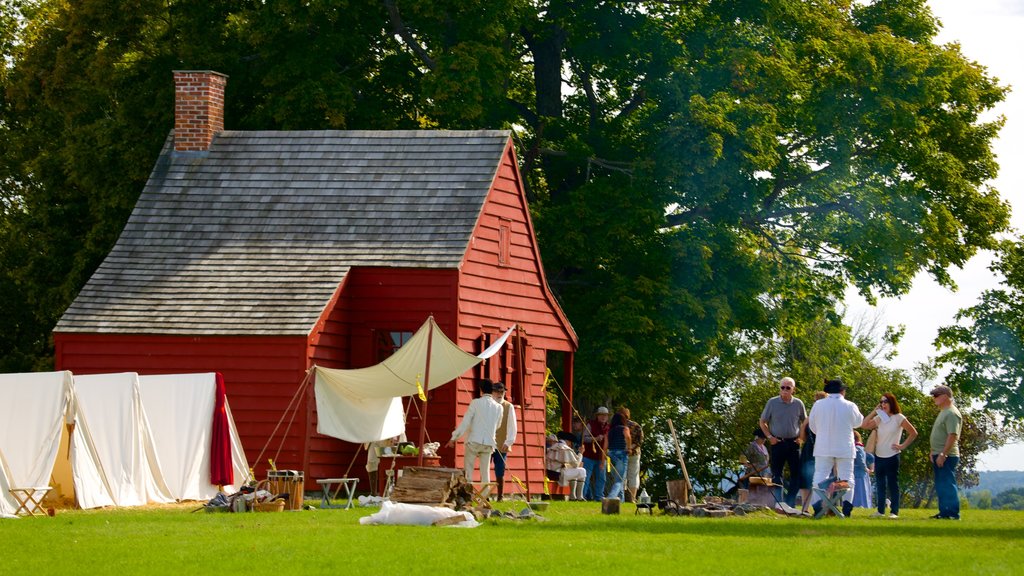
389;466;480;510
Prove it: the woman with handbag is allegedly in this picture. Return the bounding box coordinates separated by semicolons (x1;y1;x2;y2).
861;392;918;518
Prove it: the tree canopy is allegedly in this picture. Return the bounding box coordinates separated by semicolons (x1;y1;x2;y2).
936;239;1024;422
0;0;1012;428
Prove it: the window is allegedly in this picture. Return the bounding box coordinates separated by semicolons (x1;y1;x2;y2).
377;330;413;361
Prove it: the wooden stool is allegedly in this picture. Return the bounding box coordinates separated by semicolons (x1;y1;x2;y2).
9;487;52;517
316;478;359;509
813;483;850;519
471;482;497;507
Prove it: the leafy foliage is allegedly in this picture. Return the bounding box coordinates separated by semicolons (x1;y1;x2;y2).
0;1;1013;430
992;487;1024;511
936;239;1024;422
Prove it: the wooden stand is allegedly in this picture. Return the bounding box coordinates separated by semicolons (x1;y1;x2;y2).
745;476;779;507
266;471;304;511
8;487;52;517
378;455;442;496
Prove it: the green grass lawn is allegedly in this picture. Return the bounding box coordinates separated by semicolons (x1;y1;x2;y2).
2;501;1022;575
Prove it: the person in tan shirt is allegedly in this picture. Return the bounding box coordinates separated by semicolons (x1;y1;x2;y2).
928;385;962;520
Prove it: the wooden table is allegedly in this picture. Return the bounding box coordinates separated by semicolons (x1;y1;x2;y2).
316;478;359;509
9;486;51;517
377;455;442;496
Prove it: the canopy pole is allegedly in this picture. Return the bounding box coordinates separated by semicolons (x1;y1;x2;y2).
417;317;435;466
517;323;531;500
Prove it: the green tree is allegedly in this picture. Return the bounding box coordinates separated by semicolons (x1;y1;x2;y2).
992;487;1024;511
0;0;1011;427
969;489;992;510
936;239;1024;422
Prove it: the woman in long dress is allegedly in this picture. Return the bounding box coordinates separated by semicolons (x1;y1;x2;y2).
852;431;873;508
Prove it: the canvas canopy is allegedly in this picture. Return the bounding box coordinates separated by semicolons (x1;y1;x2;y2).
1;371;248;516
314;317;512;443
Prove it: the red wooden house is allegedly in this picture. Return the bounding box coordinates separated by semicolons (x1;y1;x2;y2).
53;70;577;493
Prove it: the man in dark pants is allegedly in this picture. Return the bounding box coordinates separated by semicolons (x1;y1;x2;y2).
759;377;807;508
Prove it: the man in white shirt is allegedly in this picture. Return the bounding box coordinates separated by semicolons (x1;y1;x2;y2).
447;380;505;484
808;378;864;517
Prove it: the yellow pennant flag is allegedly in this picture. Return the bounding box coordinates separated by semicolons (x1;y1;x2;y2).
416;374;426;401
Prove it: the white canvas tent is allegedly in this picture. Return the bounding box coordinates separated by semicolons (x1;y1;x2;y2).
138;373;249;501
0;371;73;517
1;370;249;516
314;317;512;443
73;372;176;507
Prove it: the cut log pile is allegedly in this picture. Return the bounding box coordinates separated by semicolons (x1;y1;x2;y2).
389;466;481;510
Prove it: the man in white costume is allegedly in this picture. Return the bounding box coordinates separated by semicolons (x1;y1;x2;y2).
808;378;863;517
446;381;505;484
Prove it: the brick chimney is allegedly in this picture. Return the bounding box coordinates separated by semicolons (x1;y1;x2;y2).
173;70;227;152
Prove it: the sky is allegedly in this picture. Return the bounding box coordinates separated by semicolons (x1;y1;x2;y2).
845;0;1024;471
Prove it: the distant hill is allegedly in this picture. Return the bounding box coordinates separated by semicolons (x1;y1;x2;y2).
969;471;1024;496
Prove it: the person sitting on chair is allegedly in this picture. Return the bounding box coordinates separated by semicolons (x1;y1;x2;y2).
741;428;771;488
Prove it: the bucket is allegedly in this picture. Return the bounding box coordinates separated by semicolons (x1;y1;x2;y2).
601;497;621;514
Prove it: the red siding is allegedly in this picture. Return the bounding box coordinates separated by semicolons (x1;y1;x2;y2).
304;267;463;486
455;140;578;496
53;333;311;481
53;138;577;496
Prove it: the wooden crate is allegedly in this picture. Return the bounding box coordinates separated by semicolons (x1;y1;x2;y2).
666;479;689;505
267;471;304;511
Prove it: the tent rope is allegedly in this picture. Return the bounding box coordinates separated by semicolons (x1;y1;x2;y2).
253;367;314;470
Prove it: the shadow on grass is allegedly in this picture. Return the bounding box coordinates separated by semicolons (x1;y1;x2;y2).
518;510;1024;541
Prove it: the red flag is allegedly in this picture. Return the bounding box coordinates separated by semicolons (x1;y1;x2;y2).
210;372;234;486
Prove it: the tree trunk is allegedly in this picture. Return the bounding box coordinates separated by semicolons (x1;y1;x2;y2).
523;23;565;120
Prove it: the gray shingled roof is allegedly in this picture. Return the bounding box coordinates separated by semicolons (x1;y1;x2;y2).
55;130;511;335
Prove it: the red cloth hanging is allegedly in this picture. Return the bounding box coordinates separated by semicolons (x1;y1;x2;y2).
210;372;234;486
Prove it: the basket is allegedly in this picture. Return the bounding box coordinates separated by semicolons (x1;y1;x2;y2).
254;499;286;513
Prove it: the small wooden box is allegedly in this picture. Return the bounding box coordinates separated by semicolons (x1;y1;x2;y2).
601;497;621;514
267;470;304;511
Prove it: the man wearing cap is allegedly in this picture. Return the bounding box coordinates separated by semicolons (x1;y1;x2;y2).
759;377;806;507
807;378;864;517
447;380;505;484
581;407;611;501
490;381;518;501
929;384;962;520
